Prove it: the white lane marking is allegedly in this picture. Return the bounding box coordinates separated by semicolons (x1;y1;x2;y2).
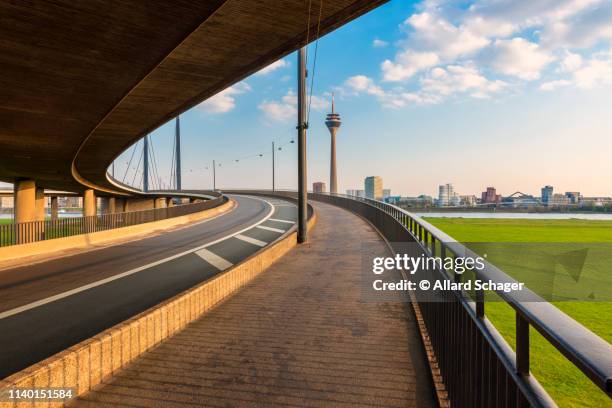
0;196;276;320
234;234;267;247
195;248;233;270
269;218;295;224
256;225;285;233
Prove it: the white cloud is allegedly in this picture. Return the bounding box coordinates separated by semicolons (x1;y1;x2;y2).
198;82;251;114
258;89;329;122
559;50;583;72
255;59;289;76
382;51;440;81
573;51;612;88
540;79;571;91
373;39;389;48
340;1;612;109
345;75;385;96
490;38;554;80
420;64;507;98
404;12;491;60
344;66;505;109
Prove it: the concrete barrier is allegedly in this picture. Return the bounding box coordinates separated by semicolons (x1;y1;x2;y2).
0;199;235;270
0;205;316;408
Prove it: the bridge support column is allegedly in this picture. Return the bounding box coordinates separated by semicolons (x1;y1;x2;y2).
14;179;38;243
83;189;96;233
35;187;45;221
14;179;36;224
154;198;166;209
83;189;96;217
50;196;59;220
114;198;126;213
100;197;111;214
108;197;116;214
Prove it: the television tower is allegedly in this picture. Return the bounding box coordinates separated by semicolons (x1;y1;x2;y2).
325;93;341;194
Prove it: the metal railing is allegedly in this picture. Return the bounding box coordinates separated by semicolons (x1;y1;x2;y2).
0;193;226;247
233;190;611;408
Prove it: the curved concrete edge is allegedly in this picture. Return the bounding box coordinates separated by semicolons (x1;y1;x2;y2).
0;199;235;271
0;206;317;407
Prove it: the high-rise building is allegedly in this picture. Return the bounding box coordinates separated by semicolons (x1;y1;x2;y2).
565;192;581;204
438;183;456;206
346;189;365;198
541;185;554;205
313;182;326;193
325;93;341;194
481;187;501;204
460;195;477;206
364;176;383;200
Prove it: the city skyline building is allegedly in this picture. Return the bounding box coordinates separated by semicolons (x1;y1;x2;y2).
325;93;341;194
481;187;502;204
364;176;383;200
346;189;365;198
541;185;554;206
438;183;458;207
313;182;326;194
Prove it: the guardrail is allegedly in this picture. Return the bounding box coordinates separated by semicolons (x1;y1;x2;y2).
0;192;226;247
232;190;611;408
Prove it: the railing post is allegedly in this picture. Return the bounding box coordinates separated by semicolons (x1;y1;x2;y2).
516;313;530;376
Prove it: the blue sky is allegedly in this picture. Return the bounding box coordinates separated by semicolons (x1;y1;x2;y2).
113;0;612;197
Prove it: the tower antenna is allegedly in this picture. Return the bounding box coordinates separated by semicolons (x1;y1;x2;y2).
325;94;341;194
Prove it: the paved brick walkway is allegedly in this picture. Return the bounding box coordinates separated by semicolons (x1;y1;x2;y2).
72;201;435;408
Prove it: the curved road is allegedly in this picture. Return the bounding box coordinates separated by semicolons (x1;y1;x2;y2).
0;195;297;378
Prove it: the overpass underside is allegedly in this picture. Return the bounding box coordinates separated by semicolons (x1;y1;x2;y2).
0;0;386;200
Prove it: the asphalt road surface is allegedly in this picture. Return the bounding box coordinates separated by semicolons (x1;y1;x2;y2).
0;195;297;379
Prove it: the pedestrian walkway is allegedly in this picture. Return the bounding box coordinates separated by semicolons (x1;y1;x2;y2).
72;201;435;407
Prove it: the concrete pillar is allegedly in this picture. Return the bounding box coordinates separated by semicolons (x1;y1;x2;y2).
83;189;96;217
108;197;116;214
14;179;36;224
116;198;126;213
100;197;111;214
154;198;166;209
166;197;175;207
35;187;45;221
50;196;59;220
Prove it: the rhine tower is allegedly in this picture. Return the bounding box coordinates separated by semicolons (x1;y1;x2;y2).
325;93;341;194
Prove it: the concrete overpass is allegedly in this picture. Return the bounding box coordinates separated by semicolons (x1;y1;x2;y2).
0;0;385;223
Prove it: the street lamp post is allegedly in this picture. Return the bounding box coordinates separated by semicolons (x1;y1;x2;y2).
297;47;308;243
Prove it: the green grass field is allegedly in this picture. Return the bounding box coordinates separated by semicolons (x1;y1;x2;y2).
423;217;612;407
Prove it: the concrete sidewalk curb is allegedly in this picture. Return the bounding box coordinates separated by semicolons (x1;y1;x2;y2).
0;199;235;271
0;205;316;408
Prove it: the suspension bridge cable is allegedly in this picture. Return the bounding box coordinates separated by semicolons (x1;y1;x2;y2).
122;141;139;183
148;137;163;190
307;0;324;122
170;131;176;190
131;146;143;187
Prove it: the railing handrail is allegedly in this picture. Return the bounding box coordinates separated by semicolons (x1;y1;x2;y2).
0;192;226;247
229;189;611;401
328;192;612;396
